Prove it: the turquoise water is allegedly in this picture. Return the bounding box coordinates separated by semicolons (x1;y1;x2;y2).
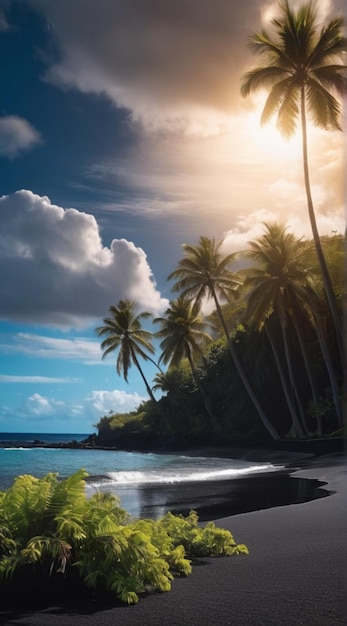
0;432;280;518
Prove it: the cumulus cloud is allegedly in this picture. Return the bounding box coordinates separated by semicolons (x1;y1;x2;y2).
222;208;346;256
87;389;146;416
0;190;168;327
0;116;42;158
1;389;146;424
22;393;64;416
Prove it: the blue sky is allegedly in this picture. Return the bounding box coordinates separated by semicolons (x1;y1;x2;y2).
0;0;345;433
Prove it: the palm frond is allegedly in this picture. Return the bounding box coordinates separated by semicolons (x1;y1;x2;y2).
309;18;347;66
241;66;287;97
241;0;346;136
260;77;292;125
95;300;156;395
276;84;300;137
311;65;347;92
306;80;342;129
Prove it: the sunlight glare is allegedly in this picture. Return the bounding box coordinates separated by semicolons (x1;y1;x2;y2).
261;2;279;24
247;110;302;161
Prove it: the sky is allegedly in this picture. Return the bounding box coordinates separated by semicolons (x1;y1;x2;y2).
0;0;345;434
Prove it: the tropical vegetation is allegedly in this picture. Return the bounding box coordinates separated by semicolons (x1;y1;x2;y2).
154;296;216;426
0;470;248;607
96;230;344;447
96;1;346;447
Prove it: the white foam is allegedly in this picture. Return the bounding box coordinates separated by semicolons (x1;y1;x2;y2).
100;463;279;486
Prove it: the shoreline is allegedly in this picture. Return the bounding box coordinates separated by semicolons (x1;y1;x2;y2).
0;435;344;456
0;452;345;624
1;437;344;524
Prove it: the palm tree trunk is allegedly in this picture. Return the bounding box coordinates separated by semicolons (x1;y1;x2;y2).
131;350;159;405
278;306;306;438
300;88;343;365
265;324;304;438
312;314;342;428
290;312;321;436
293;385;311;437
186;350;215;427
212;290;280;440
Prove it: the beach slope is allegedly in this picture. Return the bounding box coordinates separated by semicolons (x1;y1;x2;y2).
1;455;345;626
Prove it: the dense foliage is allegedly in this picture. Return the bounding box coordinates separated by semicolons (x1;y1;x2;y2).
0;470;248;607
96;233;344;446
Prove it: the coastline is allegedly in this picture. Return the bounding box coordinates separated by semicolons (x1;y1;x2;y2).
0;449;345;625
0;433;344;457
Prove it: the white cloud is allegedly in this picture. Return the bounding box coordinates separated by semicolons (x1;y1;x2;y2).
222;208;345;256
87;389;146;416
17;0;343;248
81;107;344;244
2;389;146;423
0;374;80;383
0;116;42;158
0;333;103;363
22;393;64;416
0;190;168;327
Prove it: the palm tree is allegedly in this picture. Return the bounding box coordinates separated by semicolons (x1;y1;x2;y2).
299;284;342;429
168;236;280;440
154;296;215;425
152;372;171;394
243;223;316;437
241;0;347;361
96;299;158;404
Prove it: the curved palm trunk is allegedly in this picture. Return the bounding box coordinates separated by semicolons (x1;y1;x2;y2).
211;290;280;440
145;355;164;374
312;314;342;428
277;306;306;438
293;384;311;436
301;88;343;365
265;324;304;438
131;350;159;405
290;312;321;436
186;349;215;427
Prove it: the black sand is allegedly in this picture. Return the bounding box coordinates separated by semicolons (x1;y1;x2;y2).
1;452;346;626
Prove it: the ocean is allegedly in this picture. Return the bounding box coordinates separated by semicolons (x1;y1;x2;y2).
0;432;322;520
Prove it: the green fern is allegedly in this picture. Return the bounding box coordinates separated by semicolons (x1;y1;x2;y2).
0;470;248;606
157;510;249;557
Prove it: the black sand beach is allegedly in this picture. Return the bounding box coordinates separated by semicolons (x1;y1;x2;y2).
1;451;346;626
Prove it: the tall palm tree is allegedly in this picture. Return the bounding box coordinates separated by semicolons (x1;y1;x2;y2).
243;223;316;437
96;300;158;404
168;236;280;440
154;296;215;424
241;0;347;361
298;284;342;429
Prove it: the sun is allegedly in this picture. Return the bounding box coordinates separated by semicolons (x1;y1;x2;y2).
248;111;302;161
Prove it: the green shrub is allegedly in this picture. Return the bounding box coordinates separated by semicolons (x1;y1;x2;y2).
0;470;248;606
